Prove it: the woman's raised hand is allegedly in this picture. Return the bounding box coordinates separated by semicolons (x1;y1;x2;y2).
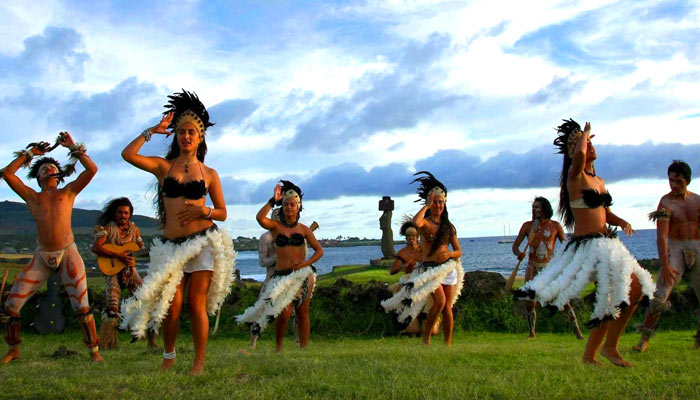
152;112;174;136
273;184;283;202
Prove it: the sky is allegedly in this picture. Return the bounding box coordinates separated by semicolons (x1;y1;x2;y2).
1;0;699;240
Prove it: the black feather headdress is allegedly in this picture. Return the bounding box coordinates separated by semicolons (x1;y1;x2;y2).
164;90;214;133
399;214;416;236
553;118;582;159
411;171;446;203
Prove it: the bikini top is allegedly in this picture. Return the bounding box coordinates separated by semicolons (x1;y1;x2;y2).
161;161;208;199
275;233;305;247
570;189;612;209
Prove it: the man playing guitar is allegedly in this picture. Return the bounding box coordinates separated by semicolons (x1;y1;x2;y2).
92;197;157;349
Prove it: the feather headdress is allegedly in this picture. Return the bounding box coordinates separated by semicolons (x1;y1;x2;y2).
164;90;214;135
411;171;447;203
553;118;582;159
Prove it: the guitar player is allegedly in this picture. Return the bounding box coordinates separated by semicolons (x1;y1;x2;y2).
92;197;157;349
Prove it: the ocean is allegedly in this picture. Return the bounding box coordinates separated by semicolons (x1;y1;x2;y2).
237;228;658;281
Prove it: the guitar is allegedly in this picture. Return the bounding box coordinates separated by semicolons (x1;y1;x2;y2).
33;271;65;334
97;243;147;276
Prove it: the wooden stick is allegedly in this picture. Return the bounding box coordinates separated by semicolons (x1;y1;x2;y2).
0;270;8;303
505;245;528;292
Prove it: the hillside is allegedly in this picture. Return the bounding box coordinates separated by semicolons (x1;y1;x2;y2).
0;200;160;235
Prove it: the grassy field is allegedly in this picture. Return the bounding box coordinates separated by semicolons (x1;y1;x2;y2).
0;330;699;399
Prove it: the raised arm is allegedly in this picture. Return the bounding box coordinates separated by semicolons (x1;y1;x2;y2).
60;133;98;195
121;113;173;176
0;142;47;201
569;121;591;180
412;193;434;229
256;184;282;231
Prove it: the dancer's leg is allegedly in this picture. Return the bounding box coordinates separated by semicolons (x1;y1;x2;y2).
275;305;293;353
187;271;212;375
422;286;446;345
160;275;188;372
441;284;455;346
601;274;642;367
3;254;51;363
294;275;314;349
564;303;584;340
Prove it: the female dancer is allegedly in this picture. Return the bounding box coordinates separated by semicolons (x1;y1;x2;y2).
515;119;654;367
120;90;235;375
237;180;323;353
382;172;464;346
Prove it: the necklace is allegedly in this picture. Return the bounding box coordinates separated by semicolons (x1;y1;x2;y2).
427;216;440;225
178;159;198;173
584;169;596;177
281;217;298;228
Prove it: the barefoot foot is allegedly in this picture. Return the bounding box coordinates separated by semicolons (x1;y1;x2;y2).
600;347;634;367
189;364;205;376
159;358;175;372
632;338;649;353
1;348;20;364
581;357;604;366
90;350;104;363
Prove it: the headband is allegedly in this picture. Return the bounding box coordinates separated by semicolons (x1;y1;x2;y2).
175;110;205;137
283;189;301;207
429;186;446;200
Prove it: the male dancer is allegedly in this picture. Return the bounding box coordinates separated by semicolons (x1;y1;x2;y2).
635;160;700;351
0;132;102;363
512;197;584;339
92;197;157;349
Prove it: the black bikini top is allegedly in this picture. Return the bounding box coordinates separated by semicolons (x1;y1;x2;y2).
275;233;305;247
160;161;208;199
570;189;613;209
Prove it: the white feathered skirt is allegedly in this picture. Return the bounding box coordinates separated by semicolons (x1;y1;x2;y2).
120;226;237;338
381;258;465;323
514;234;655;326
235;266;316;332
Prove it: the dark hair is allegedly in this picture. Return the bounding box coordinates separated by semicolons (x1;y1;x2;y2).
552;119;582;229
533;197;554;219
668;160;691;183
154;90;213;225
98;197;134;226
28;157;64;185
411;171;454;255
399;220;417;236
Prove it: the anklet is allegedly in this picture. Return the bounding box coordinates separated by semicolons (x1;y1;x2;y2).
163;350;176;360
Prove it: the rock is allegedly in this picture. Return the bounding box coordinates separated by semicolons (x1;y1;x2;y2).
370;258;393;268
463;271;506;302
332;278;354;288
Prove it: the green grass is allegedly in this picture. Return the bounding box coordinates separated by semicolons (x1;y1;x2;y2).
1;330;699;399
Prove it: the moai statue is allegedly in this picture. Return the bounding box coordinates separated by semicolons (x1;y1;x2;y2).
378;196;395;259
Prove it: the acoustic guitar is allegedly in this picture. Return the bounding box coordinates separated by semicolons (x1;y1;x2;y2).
97;243;147;276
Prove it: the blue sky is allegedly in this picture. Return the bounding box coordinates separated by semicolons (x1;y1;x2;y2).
1;0;699;239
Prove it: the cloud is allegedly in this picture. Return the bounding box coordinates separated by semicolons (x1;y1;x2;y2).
285;33;469;151
526;75;586;105
48;77;158;135
0;26;90;82
509;0;700;73
207;98;258;137
216;141;700;205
